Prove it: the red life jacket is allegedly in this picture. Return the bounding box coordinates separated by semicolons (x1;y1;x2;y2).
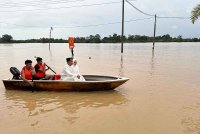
35;64;46;78
21;66;33;80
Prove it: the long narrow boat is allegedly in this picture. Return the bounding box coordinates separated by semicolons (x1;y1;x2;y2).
3;75;129;91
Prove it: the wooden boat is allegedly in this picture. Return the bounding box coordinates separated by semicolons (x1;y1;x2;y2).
3;75;129;91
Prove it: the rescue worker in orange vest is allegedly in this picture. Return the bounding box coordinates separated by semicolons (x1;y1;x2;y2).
34;57;54;80
20;60;35;86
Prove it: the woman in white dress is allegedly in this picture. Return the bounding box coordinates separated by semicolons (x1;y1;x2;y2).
72;59;85;81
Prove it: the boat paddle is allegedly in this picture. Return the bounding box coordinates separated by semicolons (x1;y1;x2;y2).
44;64;56;74
34;56;56;74
31;75;35;92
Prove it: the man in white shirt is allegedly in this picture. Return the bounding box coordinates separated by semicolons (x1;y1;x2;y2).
61;57;80;81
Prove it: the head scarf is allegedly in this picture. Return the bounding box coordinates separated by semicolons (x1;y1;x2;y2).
73;59;77;62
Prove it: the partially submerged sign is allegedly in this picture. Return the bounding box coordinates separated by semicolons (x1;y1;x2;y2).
68;37;75;49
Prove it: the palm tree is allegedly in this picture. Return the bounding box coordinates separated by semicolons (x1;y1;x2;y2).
191;4;200;24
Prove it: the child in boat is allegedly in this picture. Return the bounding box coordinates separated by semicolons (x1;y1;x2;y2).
72;59;85;81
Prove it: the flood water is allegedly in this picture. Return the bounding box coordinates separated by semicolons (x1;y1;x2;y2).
0;42;200;134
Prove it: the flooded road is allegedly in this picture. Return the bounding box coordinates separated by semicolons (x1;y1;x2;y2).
0;43;200;134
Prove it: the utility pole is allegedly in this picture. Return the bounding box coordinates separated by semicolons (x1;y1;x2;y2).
121;0;125;53
152;14;157;50
49;27;53;50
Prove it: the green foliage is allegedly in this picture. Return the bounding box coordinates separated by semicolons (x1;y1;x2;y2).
191;4;200;24
75;34;101;43
0;33;200;43
1;34;13;43
101;33;121;43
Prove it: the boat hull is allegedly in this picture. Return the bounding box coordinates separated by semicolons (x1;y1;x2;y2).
3;75;129;91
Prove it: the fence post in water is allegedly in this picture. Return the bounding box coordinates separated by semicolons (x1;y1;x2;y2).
49;27;53;50
153;14;157;50
121;0;125;53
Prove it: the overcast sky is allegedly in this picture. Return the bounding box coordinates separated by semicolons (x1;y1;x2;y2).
0;0;199;39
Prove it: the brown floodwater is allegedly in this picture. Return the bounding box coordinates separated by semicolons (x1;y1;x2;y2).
0;43;200;134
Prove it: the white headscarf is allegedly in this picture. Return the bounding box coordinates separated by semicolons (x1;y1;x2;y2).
73;59;77;62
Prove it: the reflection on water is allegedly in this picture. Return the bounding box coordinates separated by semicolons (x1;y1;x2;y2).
3;44;13;47
49;48;53;62
150;49;155;76
119;54;124;76
5;90;127;124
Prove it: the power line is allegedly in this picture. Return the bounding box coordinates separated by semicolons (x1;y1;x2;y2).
125;0;190;19
0;21;42;28
157;16;190;19
55;17;153;28
0;17;153;29
0;1;121;12
0;0;79;6
125;0;154;17
0;0;134;8
1;0;133;7
0;0;85;8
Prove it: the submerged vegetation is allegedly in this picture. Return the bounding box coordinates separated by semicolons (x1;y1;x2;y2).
0;34;200;43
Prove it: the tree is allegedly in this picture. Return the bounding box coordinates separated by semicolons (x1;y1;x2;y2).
177;35;183;42
160;34;172;42
94;34;101;43
191;4;200;24
40;38;49;43
112;33;121;43
2;34;13;42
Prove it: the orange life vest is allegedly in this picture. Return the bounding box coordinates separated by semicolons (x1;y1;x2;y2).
21;66;33;80
35;64;46;78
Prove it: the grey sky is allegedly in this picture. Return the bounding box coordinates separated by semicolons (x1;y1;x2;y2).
0;0;199;39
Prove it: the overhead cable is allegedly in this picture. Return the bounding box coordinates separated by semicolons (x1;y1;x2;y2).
0;17;153;29
0;1;121;12
125;0;190;19
0;0;85;8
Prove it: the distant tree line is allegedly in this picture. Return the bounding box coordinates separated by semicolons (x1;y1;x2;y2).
0;33;200;43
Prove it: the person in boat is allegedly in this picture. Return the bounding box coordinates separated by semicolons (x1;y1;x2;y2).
61;57;80;81
34;57;54;80
72;59;85;81
20;60;35;86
